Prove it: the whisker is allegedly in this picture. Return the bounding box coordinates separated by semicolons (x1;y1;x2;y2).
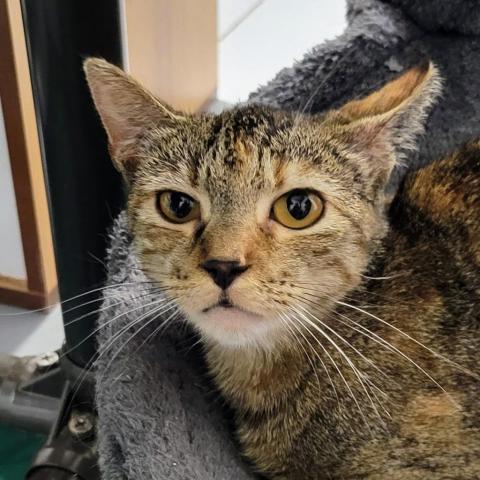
360;273;405;281
290;306;374;432
297;290;460;405
179;334;205;357
288;45;355;139
281;310;340;405
62;287;166;327
111;309;182;385
363;377;392;419
279;313;329;400
299;288;478;383
59;297;171;362
294;305;386;424
294;296;393;418
102;303;179;383
68;298;177;404
335;299;478;387
94;299;176;366
294;282;420;309
66;313;150;411
294;294;392;383
0;280;162;317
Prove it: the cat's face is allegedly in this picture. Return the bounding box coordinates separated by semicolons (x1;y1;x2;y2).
126;107;383;347
85;59;440;348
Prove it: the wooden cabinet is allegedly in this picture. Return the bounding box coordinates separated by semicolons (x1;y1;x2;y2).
122;0;217;112
0;0;58;309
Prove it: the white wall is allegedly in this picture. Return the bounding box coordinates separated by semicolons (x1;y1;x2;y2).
217;0;264;39
0;97;63;356
0;99;27;279
217;0;347;103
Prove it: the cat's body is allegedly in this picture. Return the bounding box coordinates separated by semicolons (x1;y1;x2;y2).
208;142;480;479
84;59;480;479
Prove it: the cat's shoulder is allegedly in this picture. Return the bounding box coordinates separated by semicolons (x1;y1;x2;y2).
400;140;480;227
411;139;480;188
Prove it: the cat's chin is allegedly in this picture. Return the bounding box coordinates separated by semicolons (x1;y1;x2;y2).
189;306;280;349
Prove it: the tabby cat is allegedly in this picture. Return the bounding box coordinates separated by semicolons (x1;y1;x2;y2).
84;58;480;479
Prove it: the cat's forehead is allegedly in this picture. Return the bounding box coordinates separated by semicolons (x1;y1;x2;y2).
198;106;315;202
200;106;294;162
138;105;340;205
214;104;293;136
143;105;295;185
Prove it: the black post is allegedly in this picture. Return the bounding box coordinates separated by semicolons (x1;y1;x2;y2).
15;2;125;478
21;0;125;368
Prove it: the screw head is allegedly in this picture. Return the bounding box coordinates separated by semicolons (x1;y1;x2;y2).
68;411;95;439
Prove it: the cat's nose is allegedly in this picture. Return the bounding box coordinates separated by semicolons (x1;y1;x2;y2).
201;259;249;290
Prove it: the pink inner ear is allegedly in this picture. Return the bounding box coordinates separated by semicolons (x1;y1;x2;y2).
89;79;155;148
84;57;184;173
340;119;391;156
339;121;396;186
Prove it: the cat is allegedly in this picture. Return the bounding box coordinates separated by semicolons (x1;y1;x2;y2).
84;58;480;479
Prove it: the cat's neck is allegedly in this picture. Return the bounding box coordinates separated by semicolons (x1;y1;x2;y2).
206;339;311;411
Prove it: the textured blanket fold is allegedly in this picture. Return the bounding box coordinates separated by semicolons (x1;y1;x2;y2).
96;1;480;478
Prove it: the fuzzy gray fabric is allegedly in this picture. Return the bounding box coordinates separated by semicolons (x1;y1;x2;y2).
96;219;253;479
96;1;480;478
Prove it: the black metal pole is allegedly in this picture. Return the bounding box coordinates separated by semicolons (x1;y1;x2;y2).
21;0;125;368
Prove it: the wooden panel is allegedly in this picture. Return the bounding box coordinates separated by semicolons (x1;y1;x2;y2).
123;0;217;112
0;0;58;307
0;275;58;310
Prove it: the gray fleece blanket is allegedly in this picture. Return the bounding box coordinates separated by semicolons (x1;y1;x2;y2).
96;1;480;478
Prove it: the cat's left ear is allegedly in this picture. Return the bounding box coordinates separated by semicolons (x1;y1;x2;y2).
83;57;185;173
329;62;441;186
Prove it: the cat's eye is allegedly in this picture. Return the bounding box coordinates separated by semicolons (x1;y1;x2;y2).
156;191;200;223
271;189;324;229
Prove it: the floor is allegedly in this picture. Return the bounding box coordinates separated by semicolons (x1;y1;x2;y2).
0;0;347;357
0;425;45;479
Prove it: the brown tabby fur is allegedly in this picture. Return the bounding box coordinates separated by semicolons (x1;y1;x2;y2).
85;58;480;479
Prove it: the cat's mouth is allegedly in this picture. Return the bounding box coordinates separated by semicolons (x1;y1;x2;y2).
191;294;276;346
202;293;236;312
201;294;261;319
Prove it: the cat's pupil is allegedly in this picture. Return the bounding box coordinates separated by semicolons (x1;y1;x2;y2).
170;192;193;218
287;191;311;220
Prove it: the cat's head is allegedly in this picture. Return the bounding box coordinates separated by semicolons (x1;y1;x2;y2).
85;59;440;348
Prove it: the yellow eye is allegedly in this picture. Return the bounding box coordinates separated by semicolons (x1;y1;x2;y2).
156;191;200;224
271;189;324;229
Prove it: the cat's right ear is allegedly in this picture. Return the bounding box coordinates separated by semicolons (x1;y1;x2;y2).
325;62;441;190
83;58;184;173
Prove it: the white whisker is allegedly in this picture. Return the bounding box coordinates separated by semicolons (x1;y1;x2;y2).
295;305;386;425
291;305;374;432
107;306;180;384
0;280;161;317
59;297;171;362
279;312;336;403
69;298;177;403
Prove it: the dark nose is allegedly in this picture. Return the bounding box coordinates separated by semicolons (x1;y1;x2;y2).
201;259;248;290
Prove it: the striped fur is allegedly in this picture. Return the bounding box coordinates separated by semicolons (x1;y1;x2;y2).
85;59;480;478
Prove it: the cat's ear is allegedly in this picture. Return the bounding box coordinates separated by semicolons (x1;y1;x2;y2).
83;57;184;172
330;62;441;186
